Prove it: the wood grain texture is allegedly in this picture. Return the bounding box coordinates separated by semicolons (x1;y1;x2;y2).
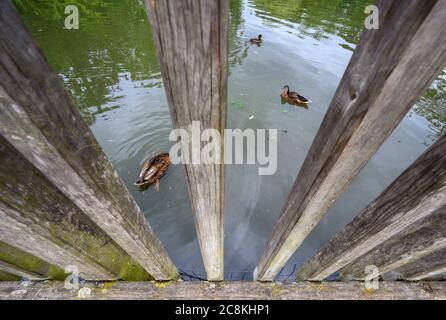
339;206;446;280
383;248;446;281
254;0;446;281
0;138;150;280
0;270;20;281
0;1;176;280
0;261;45;280
145;0;228;280
298;135;446;280
0;241;65;281
0;281;445;300
424;273;446;281
0;202;113;279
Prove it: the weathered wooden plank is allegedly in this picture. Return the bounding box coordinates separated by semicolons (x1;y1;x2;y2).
145;0;228;280
254;0;446;281
339;206;446;280
383;248;446;281
0;138;151;280
0;0;176;280
424;273;446;281
407;268;446;281
0;203;112;279
0;270;20;281
0;241;66;281
0;261;45;280
0;281;445;300
297;135;446;281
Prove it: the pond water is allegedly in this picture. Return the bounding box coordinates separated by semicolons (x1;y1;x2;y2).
17;0;445;279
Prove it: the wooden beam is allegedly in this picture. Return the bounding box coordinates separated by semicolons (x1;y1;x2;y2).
0;270;20;281
145;0;228;280
0;241;65;281
423;273;446;281
297;135;446;281
0;261;43;281
254;0;446;281
339;206;446;280
0;281;445;300
0;202;112;279
406;264;446;281
0;1;176;280
0;138;151;280
0;261;45;280
407;267;446;282
384;248;446;281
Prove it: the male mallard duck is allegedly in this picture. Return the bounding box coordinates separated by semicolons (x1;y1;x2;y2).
135;152;171;191
280;85;311;105
249;34;263;44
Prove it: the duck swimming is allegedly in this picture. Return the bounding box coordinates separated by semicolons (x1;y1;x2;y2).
249;34;263;45
280;85;311;106
135;152;171;191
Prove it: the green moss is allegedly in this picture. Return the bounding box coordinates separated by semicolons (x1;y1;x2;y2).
270;283;282;297
1;213;172;282
0;241;66;280
119;262;153;281
170;269;180;281
362;287;376;297
0;138;161;282
153;280;176;289
295;270;306;282
47;266;69;280
0;270;21;281
49;220;154;281
52;219;166;281
101;281;116;290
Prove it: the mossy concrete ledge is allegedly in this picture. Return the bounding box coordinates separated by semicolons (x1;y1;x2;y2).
0;281;445;300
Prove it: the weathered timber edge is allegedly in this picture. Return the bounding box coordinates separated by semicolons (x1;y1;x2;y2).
0;0;177;280
298;134;446;281
145;0;228;280
254;0;446;281
0;281;445;300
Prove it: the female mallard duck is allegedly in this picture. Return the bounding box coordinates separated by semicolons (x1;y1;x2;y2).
280;85;311;105
249;34;263;45
135;152;171;191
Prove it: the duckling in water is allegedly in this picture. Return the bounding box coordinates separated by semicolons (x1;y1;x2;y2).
280;85;311;106
249;34;263;45
135;152;171;191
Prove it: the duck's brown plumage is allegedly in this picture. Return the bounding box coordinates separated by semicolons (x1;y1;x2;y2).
280;85;311;105
135;152;171;189
249;34;263;44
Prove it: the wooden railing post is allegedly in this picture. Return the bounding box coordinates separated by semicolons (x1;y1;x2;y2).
254;0;446;281
0;241;65;281
145;0;228;280
0;261;45;280
0;1;177;280
297;134;446;280
0;136;152;280
337;206;446;281
391;248;446;281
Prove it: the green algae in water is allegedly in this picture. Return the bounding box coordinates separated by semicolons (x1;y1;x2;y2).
231;100;244;109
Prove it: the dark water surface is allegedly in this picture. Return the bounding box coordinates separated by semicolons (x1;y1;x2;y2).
17;0;445;278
